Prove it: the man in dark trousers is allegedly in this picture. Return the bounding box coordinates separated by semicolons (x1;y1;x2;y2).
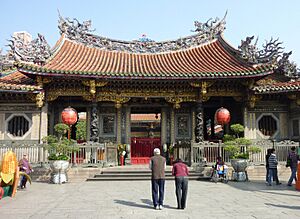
268;148;281;186
149;148;166;210
287;146;300;186
172;158;189;209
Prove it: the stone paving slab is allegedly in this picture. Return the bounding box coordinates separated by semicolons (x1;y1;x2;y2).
1;179;300;219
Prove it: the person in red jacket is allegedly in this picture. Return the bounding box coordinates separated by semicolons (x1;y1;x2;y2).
172;158;189;209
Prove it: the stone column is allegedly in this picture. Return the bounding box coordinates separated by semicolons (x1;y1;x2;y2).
195;101;204;143
90;103;99;142
125;106;131;144
170;108;175;144
161;108;167;145
116;106;122;144
40;103;48;142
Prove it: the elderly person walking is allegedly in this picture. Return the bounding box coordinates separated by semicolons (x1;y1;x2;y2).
149;148;166;210
172;158;189;210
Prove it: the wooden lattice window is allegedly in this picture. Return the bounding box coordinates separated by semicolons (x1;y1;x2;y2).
8;116;29;137
258;115;278;137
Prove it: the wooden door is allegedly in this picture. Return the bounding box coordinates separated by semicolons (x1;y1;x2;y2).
131;137;161;164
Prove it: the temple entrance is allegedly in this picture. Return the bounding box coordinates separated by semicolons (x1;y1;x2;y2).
130;113;161;164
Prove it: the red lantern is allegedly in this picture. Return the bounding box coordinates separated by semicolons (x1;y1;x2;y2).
215;107;231;125
61;107;78;126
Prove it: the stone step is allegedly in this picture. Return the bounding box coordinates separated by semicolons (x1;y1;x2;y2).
87;175;208;181
93;173;201;178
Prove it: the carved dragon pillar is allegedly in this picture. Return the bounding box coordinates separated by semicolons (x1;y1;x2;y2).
90;104;99;142
190;81;210;143
195;101;204;143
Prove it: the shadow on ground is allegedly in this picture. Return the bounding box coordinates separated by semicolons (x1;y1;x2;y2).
114;198;177;210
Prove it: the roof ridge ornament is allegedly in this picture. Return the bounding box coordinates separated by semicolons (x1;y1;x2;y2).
57;13;227;54
192;11;227;36
0;49;14;71
58;12;95;39
275;51;299;78
238;36;299;78
7;33;51;65
238;36;283;64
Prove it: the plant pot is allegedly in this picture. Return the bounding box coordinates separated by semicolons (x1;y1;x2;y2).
230;159;247;172
49;160;70;184
230;159;248;181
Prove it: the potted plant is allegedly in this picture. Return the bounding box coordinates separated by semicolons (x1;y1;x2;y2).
168;144;175;165
43;123;78;184
75;120;86;143
224;124;261;181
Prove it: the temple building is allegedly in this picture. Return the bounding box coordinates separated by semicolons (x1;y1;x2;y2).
0;14;299;164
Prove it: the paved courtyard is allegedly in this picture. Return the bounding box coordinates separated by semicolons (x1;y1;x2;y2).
1;179;300;219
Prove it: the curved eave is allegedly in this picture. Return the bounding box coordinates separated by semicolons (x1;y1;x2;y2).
18;67;273;80
0;71;42;92
253;81;300;94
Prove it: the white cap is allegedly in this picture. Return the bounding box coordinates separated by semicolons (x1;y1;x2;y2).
154;148;160;155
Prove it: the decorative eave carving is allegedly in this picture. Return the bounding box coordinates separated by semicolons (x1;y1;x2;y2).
287;94;297;100
82;80;108;95
248;95;262;108
36;91;45;108
58;13;227;54
7;34;51;65
36;76;52;87
28;91;45;108
241;79;255;89
190;81;215;95
287;94;300;106
165;96;198;109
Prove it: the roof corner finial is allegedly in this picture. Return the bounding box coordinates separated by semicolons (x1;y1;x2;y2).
192;12;227;38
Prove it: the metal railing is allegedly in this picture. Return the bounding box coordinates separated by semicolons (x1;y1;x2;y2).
0;140;298;166
190;140;299;165
0;142;108;165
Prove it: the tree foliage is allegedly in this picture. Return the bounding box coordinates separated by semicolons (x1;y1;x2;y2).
224;124;261;159
43;123;78;160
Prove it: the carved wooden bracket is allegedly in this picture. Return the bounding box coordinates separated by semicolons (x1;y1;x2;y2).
241;79;255;89
36;76;52;88
36;92;45;108
248;95;262;108
82;80;108;95
190;81;215;95
165;97;182;109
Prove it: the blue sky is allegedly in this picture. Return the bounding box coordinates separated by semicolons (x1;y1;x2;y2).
1;0;300;65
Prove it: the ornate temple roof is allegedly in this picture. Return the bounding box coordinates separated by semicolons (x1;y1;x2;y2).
0;71;41;92
10;14;277;80
16;36;273;79
4;13;297;82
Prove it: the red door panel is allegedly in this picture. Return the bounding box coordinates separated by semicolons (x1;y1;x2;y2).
131;137;161;164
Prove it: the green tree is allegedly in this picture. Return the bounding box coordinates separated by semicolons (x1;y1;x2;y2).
224;123;261;159
75;121;87;141
43;123;78;160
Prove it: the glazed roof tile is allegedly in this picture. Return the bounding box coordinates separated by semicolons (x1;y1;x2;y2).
0;71;41;92
253;80;300;94
18;36;273;79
